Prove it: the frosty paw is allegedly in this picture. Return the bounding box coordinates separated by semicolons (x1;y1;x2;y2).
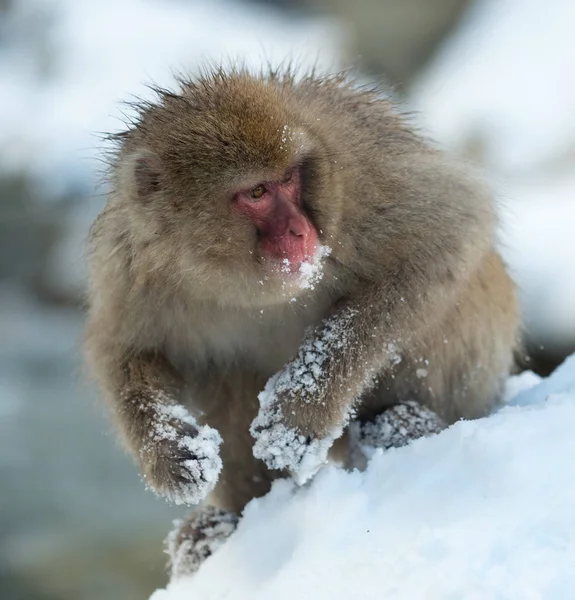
250;409;337;485
349;400;446;468
141;405;223;505
166;506;238;579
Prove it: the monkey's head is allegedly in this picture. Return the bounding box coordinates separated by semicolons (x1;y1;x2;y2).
114;71;341;305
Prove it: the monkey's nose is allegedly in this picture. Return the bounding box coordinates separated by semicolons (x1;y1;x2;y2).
288;216;309;237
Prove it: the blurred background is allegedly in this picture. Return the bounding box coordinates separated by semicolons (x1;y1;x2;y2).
1;0;574;598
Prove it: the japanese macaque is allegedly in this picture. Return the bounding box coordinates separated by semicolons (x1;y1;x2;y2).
84;67;519;575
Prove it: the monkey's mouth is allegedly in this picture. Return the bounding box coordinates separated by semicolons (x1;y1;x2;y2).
280;257;309;276
260;245;317;277
259;227;318;275
261;244;331;291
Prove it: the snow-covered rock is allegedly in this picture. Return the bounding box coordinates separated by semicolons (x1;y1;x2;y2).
151;353;575;599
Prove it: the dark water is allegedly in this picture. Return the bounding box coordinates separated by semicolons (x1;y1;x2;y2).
0;292;180;600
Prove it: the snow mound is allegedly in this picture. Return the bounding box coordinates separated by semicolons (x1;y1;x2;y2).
152;353;575;599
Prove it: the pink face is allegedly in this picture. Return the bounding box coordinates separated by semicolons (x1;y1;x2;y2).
233;166;318;273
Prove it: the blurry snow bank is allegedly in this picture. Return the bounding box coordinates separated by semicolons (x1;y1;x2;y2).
502;175;575;351
152;354;575;600
0;0;341;195
412;0;575;354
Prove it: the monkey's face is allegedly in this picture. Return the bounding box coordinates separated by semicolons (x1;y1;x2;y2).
232;164;318;276
117;74;341;305
121;147;330;305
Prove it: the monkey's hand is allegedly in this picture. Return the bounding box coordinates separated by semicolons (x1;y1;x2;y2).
251;309;362;483
250;367;347;486
139;403;223;505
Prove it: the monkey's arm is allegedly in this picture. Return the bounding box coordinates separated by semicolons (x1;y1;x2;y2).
251;158;496;482
85;207;222;504
251;294;408;483
88;347;222;505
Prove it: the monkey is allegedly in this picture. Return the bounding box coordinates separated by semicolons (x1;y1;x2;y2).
84;67;519;576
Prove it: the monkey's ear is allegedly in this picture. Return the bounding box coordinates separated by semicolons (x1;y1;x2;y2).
130;150;164;200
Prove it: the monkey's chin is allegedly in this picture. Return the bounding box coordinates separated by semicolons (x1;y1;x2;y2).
262;251;314;279
269;257;309;276
262;240;319;275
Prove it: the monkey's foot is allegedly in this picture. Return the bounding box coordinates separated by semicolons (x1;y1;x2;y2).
166;506;238;579
251;410;341;485
142;406;223;505
349;400;446;468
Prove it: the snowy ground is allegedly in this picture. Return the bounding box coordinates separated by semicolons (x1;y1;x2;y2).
152;354;575;600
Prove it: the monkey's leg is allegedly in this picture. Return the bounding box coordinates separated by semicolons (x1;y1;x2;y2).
349;253;518;470
379;253;518;425
166;506;238;579
164;370;280;580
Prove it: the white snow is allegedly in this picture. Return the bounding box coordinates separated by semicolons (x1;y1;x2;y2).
152;353;575;599
298;245;332;291
412;0;575;353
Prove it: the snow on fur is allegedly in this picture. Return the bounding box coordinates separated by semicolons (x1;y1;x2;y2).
142;400;222;506
298;245;332;291
250;371;343;485
152;353;575;599
348;400;446;469
167;507;238;579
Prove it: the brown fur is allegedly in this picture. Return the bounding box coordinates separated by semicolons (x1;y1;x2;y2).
84;67;520;513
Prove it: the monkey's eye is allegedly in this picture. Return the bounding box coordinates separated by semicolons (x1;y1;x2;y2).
283;168;293;182
250;184;267;200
